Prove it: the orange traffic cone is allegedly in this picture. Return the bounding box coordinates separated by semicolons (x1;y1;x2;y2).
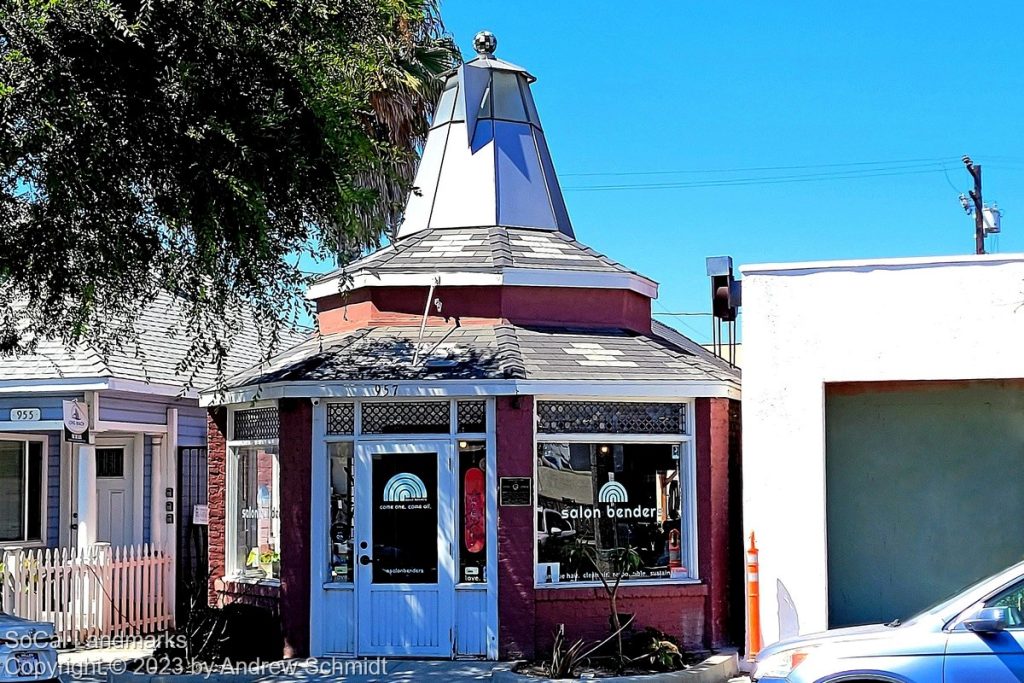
746;531;763;660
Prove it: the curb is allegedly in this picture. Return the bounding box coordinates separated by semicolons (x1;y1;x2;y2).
492;652;739;683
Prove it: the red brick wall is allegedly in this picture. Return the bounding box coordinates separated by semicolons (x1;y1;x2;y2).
696;397;738;649
207;407;227;606
278;398;312;658
496;395;537;659
534;584;709;651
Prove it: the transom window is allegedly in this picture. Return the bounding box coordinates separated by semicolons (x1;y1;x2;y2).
537;401;688;435
360;401;450;434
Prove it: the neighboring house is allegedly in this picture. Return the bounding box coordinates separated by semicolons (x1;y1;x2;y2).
202;35;742;661
0;292;276;628
741;253;1024;647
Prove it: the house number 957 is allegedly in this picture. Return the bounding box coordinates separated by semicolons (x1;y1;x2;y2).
372;384;399;397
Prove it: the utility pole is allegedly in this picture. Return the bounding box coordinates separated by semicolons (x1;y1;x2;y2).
962;155;985;255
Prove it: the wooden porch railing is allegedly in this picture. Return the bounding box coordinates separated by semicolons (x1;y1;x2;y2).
1;543;174;646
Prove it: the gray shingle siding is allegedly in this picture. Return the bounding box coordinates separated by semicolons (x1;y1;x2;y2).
46;432;60;546
313;226;643;283
143;436;152;544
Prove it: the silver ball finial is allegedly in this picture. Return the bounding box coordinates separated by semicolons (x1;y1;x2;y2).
473;31;497;56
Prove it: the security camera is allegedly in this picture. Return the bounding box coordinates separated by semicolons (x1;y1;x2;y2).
310;397;321;406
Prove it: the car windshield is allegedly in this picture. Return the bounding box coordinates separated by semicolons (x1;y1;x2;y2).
905;564;1024;622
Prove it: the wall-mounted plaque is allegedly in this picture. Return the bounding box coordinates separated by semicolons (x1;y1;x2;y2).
499;477;532;506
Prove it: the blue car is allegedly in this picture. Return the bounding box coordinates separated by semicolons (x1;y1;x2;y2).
753;560;1024;682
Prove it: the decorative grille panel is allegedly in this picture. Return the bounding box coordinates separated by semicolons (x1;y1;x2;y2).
361;401;451;435
457;401;487;433
536;401;688;435
233;407;279;440
326;403;355;435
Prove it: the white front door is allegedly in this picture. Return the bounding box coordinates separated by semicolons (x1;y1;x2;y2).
356;441;455;657
95;444;135;546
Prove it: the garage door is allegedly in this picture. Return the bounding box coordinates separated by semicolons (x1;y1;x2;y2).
825;380;1024;627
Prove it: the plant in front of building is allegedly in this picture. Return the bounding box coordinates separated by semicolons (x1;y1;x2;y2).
624;627;688;672
545;619;636;679
565;541;643;673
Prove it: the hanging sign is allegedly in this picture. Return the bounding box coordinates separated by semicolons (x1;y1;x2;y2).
62;399;90;444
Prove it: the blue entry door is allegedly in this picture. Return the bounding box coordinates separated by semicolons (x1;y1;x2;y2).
355;441;455;657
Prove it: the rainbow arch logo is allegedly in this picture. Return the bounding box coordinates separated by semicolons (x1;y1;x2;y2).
597;481;628;504
383;473;429;502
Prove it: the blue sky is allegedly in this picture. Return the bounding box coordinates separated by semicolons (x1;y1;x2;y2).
436;1;1024;342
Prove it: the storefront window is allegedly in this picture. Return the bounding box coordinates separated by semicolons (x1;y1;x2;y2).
329;442;354;582
536;442;691;584
458;440;487;583
0;439;44;543
230;446;281;580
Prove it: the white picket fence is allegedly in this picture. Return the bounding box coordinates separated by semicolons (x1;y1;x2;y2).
1;543;174;646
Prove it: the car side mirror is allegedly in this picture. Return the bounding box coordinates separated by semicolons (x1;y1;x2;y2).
550;527;563;537
965;606;1009;634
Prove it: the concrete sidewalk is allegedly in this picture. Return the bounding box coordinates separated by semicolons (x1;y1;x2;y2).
55;648;737;683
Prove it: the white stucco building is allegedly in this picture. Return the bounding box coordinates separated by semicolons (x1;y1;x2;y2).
741;253;1024;647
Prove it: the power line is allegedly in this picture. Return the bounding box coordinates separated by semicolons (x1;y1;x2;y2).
561;156;961;178
564;165;950;192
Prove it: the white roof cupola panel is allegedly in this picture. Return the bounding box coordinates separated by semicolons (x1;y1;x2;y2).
398;31;574;240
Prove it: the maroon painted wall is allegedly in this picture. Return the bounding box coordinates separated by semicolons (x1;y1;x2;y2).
316;285;653;335
278;398;313;657
496;395;537;659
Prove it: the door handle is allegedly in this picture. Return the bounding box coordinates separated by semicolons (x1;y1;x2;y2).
359;555;373;565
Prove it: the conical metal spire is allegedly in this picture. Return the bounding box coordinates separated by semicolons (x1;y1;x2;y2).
398;31;574;240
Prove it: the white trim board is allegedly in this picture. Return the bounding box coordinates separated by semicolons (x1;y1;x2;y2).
742;252;1024;276
0;420;64;432
203;379;740;406
0;376;198;399
305;268;658;301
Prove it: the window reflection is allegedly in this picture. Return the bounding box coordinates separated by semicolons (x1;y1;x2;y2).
329;442;354;582
536;443;687;583
232;446;280;580
458;440;487;583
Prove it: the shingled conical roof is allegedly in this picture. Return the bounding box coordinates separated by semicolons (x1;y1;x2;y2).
398;31;574;240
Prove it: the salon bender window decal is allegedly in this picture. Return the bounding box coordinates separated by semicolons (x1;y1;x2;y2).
536;401;688;435
371;452;438;583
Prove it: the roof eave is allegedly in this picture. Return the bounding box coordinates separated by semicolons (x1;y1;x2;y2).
200;377;740;406
0;375;199;399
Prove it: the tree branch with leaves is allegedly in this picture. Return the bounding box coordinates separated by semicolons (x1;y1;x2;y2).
0;0;459;387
